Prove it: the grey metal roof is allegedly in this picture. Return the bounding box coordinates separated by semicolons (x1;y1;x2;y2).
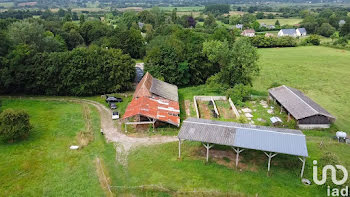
178;118;308;157
269;85;335;120
297;28;307;34
150;78;178;102
281;29;297;35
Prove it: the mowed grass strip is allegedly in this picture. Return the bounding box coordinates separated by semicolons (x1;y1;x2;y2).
0;99;121;196
257;18;302;25
254;46;350;131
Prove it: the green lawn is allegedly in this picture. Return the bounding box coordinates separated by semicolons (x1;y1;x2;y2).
254;46;350;131
0;99;121;196
257;18;302;26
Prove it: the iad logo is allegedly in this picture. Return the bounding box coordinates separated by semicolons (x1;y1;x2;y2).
313;160;349;196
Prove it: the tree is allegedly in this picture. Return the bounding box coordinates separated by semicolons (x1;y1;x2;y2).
225;84;251;105
318;23;336;37
79;21;112;45
267;13;275;19
105;27;145;58
330;32;339;41
0;109;32;142
80;14;85;25
8;20;65;52
275;20;280;26
204;4;230;15
204;14;217;29
203;40;231;67
340;17;350;36
208;38;259;87
0;30;10;57
256;12;265;19
229;15;241;25
302;34;321;45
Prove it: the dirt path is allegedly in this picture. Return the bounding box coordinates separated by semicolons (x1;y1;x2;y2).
80;99;178;165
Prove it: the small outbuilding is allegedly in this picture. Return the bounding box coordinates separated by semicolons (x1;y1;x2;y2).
241;29;255;37
269;85;335;129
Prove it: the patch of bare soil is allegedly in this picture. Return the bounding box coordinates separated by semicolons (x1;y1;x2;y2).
194;147;258;171
185;100;191;116
198;101;211;119
218;105;235;119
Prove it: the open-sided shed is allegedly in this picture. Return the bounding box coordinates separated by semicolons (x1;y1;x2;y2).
269;85;335;129
178;118;308;177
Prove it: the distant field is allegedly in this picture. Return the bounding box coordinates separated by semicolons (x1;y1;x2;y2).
159;6;204;12
0;2;14;8
254;46;350;131
257;18;302;25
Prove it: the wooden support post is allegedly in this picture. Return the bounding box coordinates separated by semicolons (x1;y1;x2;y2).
232;147;245;168
280;106;283;114
287;113;291;122
264;152;278;172
203;143;213;162
125;123;127;133
178;139;181;159
299;157;306;178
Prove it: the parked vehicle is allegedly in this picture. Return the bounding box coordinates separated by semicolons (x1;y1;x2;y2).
109;102;117;110
112;111;119;120
106;96;123;103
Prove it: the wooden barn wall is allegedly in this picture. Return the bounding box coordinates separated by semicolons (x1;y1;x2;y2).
298;115;331;124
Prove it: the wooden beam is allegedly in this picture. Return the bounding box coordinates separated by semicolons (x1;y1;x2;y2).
178;139;181;158
125;121;154;125
211;97;219;117
232;147;245;167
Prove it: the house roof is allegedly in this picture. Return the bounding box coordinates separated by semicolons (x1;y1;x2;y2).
297;28;307;34
242;29;255;34
150;78;178;102
123;96;180;126
123;72;180;126
280;29;297;35
178;118;308;157
269;85;335;120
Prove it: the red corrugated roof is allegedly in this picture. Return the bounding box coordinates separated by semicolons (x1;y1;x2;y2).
133;72;152;99
123;96;180;126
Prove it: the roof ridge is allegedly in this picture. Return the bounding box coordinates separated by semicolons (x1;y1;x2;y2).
282;85;319;115
184;119;305;137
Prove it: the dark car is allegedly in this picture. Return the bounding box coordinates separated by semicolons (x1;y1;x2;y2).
106;96;123;103
109;102;117;110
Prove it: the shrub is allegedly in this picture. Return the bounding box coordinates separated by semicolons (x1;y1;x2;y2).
250;36;297;48
269;82;282;89
0;109;32;142
226;84;251;104
301;35;320;46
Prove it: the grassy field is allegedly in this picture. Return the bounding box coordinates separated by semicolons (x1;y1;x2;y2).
0;99;120;196
257;18;302;25
254;46;350;131
159;6;204;12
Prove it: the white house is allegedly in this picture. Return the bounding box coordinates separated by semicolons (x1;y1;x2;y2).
278;29;297;37
278;28;307;37
241;29;255;37
296;28;307;36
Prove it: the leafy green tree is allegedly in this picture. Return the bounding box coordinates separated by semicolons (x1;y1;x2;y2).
138;10;156;25
208;38;259;87
229;15;241;25
0;30;10;57
241;14;256;27
203;40;231;67
267;14;275;19
256;12;265;19
302;34;321;45
204;4;230;15
80;14;85;25
318;23;336;37
0;109;32;142
211;27;235;45
275;20;280;26
79;21;112;45
340;17;350;36
226;84;251;105
204;14;217;29
330;32;339;41
104;27;145;58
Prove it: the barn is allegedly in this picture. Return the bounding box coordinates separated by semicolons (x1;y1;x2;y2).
123;72;180;131
268;85;335;129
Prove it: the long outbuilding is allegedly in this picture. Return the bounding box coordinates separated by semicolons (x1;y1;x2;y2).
269;85;335;129
178;118;308;177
